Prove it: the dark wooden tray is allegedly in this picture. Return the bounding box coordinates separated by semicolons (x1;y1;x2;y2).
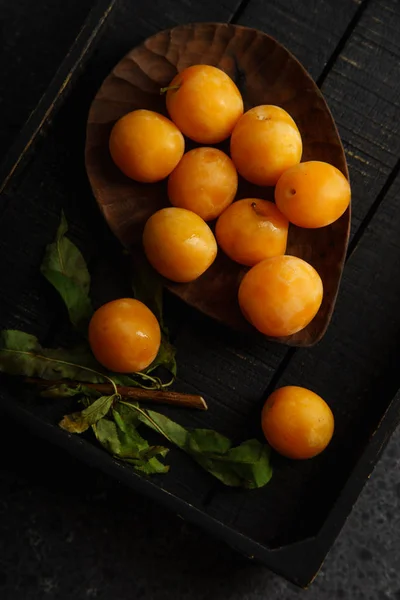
1;0;400;588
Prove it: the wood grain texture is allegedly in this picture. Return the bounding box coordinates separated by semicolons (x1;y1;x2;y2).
167;0;376;437
0;0;366;443
85;22;350;347
207;160;400;550
208;0;400;546
0;0;116;196
0;0;249;510
320;0;400;239
238;0;366;82
214;0;400;395
0;0;94;161
0;1;247;510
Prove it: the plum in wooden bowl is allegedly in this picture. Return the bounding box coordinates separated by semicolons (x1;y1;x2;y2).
85;22;350;347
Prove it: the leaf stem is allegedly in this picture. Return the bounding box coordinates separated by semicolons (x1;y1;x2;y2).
119;401;174;443
2;346;119;395
56;213;67;276
251;201;265;217
160;84;181;94
133;371;164;389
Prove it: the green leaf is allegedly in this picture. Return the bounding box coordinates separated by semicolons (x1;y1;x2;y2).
0;330;104;383
92;402;169;475
131;259;177;374
40;383;101;399
187;429;232;454
132;256;164;326
42;271;93;333
111;373;153;388
131;258;177;381
124;455;169;475
225;440;273;489
139;409;272;489
193;439;272;489
40;383;83;398
41;212;93;332
92;417;120;452
112;404;149;453
138;408;189;448
59;394;115;433
146;335;177;378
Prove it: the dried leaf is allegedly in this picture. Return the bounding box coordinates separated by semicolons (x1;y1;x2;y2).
59;394;115;433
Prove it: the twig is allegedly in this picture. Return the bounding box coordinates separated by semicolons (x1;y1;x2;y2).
25;378;208;411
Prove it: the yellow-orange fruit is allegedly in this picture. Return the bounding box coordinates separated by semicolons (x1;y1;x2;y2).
230;105;302;186
89;298;161;373
215;198;289;266
238;255;323;337
165;65;244;143
143;207;217;282
275;160;351;228
168;147;238;221
261;386;334;459
109;109;184;182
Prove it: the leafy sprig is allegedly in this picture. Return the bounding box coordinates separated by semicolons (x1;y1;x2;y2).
0;213;272;489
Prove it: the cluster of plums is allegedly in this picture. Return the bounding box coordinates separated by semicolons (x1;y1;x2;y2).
109;64;350;338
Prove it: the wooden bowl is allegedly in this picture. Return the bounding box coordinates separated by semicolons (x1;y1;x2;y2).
85;23;350;347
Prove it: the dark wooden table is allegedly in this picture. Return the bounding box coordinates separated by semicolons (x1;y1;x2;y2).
1;0;400;597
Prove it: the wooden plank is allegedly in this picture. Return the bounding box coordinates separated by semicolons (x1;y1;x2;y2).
238;0;366;81
1;0;370;507
83;0;244;68
207;164;400;546
1;0;360;415
188;0;400;436
1;0;399;584
0;0;371;440
171;0;400;449
0;0;94;161
322;0;400;238
1;0;398;542
207;0;400;539
0;0;116;195
0;0;249;508
172;0;373;436
0;0;246;195
235;0;400;241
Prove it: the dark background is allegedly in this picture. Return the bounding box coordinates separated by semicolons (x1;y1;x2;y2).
1;1;400;598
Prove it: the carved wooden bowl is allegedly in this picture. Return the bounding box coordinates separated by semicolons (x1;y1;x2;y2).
85;23;350;347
